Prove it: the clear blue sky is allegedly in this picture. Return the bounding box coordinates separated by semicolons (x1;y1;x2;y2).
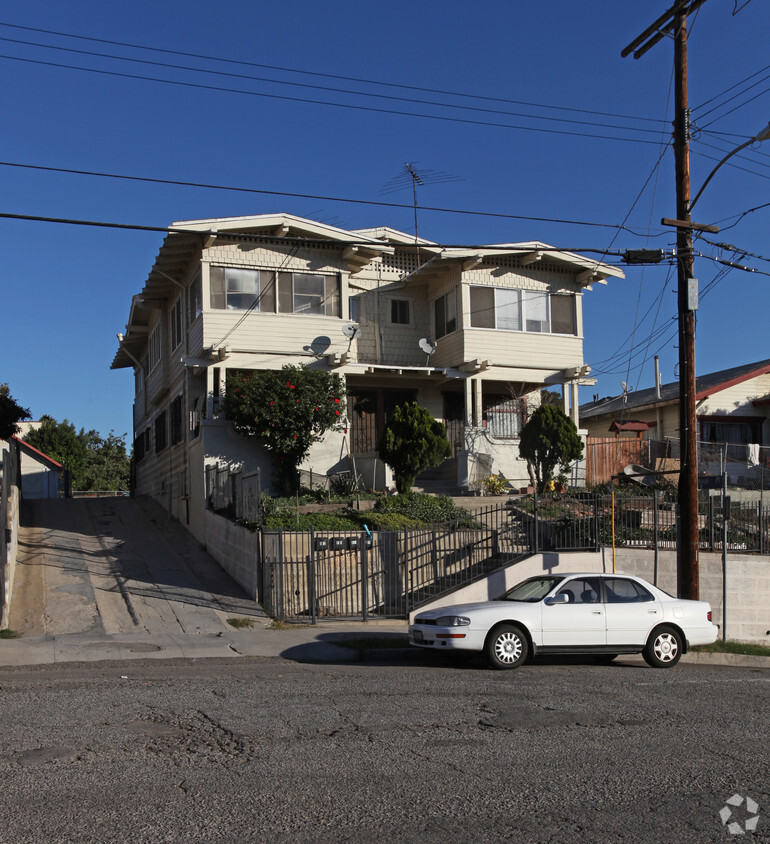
1;1;768;441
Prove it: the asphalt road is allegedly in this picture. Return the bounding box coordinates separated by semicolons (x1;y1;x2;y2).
0;654;767;844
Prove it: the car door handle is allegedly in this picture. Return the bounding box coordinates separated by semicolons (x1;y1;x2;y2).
591;611;602;615
648;610;659;614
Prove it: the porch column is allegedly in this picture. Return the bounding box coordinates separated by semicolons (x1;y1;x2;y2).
571;382;580;425
465;377;473;426
562;383;570;417
474;378;483;427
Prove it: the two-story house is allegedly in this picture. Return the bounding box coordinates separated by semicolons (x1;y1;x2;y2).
111;213;623;538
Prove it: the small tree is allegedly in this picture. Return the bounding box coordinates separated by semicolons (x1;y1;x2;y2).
223;365;346;493
519;404;583;494
0;384;30;440
379;402;451;494
26;416;88;488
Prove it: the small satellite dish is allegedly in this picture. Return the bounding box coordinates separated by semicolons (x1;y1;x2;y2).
419;337;437;364
342;324;362;352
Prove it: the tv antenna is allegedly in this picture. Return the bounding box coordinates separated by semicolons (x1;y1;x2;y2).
381;162;462;265
418;337;437;366
342;324;362;352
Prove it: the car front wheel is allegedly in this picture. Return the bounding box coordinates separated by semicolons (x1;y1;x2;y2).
643;625;683;668
485;624;529;670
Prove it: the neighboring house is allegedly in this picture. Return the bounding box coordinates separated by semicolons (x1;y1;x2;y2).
1;424;61;500
12;436;62;499
579;359;770;483
111;213;623;538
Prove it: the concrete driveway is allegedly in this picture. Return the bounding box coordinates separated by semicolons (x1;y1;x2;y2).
9;496;266;638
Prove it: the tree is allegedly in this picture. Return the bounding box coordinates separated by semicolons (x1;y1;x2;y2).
518;404;583;494
26;416;88;487
81;431;130;491
0;383;30;440
25;417;130;491
223;365;346;493
378;402;451;495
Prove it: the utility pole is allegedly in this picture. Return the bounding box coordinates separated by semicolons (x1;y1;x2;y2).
622;0;706;599
672;9;700;601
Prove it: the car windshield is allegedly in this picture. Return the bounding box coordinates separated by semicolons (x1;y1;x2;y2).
499;576;564;603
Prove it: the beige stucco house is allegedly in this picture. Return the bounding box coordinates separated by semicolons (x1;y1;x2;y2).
579;359;770;487
111;213;623;538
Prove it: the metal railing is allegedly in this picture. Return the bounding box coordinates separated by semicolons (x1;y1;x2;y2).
259;491;770;621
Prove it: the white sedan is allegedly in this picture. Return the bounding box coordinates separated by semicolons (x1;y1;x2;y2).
409;573;718;669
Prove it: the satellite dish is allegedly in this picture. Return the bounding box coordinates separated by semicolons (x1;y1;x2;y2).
342;324;362;352
419;337;437;364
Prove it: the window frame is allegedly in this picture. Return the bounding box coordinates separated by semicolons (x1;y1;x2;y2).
434;289;458;339
170;297;184;351
469;286;577;337
390;298;411;325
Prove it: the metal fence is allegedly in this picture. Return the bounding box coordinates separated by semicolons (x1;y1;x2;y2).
259;492;770;621
586;437;770;490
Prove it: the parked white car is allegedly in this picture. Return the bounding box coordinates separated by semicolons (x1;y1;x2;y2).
409;573;718;669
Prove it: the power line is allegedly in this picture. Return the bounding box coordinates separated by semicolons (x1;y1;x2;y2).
0;21;670;127
0;34;674;139
0;159;667;235
0;52;667;147
0;210;639;256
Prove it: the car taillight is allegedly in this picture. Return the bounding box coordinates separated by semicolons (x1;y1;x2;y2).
707;610;712;622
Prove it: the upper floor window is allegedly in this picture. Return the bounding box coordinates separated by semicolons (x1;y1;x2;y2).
391;299;410;325
210;266;340;317
469;287;576;336
210;267;274;311
188;270;202;324
434;289;457;338
147;324;162;372
170;297;183;351
277;272;340;316
349;296;361;323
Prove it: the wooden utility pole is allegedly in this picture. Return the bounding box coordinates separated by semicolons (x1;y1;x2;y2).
622;0;706;599
672;9;700;601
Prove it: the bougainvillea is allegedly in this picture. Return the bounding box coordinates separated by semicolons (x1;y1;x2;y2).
223;365;346;492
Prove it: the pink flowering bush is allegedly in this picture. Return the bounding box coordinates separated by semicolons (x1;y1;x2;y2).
224;365;346;492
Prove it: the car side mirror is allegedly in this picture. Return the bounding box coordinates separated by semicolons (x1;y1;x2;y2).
545;593;569;606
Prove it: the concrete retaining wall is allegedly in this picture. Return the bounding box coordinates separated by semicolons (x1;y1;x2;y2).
203;510;260;601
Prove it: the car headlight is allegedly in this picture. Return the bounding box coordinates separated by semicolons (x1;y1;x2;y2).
435;616;471;627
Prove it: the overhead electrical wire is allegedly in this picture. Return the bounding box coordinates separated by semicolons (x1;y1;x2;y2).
0;21;670;128
0;160;669;236
0;52;669;147
0;34;674;139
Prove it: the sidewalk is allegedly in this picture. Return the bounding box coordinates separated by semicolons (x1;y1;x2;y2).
0;620;766;669
0;618;411;667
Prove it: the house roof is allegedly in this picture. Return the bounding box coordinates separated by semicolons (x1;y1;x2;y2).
579;358;770;421
13;436;63;469
112;213;625;370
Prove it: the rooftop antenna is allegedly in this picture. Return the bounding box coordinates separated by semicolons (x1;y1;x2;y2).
381;162;462;266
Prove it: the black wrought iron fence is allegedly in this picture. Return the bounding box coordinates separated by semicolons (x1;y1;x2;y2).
224;488;770;622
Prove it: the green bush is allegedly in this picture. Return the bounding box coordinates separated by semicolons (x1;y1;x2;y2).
374;493;475;526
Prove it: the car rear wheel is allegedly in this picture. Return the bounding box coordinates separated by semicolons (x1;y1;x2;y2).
485;624;528;670
643;626;683;668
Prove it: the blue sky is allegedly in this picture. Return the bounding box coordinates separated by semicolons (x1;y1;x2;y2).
1;1;768;441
